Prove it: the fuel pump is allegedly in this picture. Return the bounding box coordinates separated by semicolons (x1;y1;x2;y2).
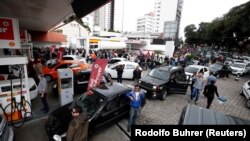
57;68;74;106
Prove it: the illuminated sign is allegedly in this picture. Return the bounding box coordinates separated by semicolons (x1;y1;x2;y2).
0;17;21;48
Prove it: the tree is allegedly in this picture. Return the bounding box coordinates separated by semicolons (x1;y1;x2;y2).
184;24;198;44
183;1;250;52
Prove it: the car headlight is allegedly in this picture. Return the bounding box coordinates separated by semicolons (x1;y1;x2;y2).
138;80;141;84
153;86;157;89
158;86;163;90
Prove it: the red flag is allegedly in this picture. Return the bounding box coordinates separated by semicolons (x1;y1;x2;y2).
87;59;108;93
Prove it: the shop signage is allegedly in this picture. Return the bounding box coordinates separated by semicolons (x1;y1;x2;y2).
0;17;21;48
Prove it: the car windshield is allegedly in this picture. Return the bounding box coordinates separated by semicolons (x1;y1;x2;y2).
76;93;104;116
63;57;74;60
109;62;119;68
148;68;169;80
209;64;223;70
185;66;200;73
231;63;245;68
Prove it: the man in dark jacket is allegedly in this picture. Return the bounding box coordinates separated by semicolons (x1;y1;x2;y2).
203;80;219;109
67;105;89;141
126;85;145;132
133;66;142;84
116;64;124;83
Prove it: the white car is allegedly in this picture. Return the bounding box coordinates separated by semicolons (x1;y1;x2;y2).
105;61;140;79
108;57;129;64
0;78;38;100
243;56;250;65
240;80;250;108
184;65;210;82
230;62;250;76
46;55;86;66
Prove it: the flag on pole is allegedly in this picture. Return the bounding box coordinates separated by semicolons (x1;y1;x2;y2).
87;59;108;94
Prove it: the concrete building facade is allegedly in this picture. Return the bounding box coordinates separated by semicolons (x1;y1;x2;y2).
154;0;183;34
136;12;155;33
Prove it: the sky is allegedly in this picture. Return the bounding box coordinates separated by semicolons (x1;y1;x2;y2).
114;0;249;38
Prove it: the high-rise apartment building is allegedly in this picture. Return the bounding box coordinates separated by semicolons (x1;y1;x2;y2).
136;12;155;33
154;0;183;34
94;1;114;32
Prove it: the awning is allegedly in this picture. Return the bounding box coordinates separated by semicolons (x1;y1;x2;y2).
98;41;126;50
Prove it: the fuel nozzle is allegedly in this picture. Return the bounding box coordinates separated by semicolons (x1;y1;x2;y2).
11;97;17;111
21;96;27;111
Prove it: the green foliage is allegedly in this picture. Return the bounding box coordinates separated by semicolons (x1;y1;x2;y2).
184;1;250;51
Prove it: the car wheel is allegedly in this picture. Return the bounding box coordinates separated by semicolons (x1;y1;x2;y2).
108;73;112;79
160;90;167;101
246;99;250;109
45;75;52;82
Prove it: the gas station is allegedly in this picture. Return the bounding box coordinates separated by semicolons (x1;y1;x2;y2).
0;0;112;140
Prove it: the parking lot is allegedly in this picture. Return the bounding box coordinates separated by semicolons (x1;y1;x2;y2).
13;70;250;141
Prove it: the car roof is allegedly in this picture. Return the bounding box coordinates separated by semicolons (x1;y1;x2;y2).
180;104;250;125
92;82;132;98
110;57;127;60
115;61;138;65
156;66;183;72
188;65;207;68
232;62;246;65
59;60;82;64
63;55;78;58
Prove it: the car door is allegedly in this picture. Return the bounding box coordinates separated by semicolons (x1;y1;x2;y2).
123;64;136;79
91;96;120;130
108;64;118;78
245;64;250;73
169;70;189;94
118;90;131;117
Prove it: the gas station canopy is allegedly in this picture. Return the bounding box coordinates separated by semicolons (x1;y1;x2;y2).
0;0;111;31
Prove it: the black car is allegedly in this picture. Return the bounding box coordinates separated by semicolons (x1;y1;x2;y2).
52;70;91;96
208;62;231;78
179;104;250;125
138;66;189;100
45;82;146;141
208;62;224;78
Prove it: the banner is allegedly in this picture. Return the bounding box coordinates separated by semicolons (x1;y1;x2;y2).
0;17;21;48
87;59;108;92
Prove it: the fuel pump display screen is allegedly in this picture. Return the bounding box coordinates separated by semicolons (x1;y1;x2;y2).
61;78;72;89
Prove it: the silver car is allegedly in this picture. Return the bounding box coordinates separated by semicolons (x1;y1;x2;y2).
240;80;250;108
0;116;14;141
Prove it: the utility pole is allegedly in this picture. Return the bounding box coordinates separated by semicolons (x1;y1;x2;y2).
122;0;124;32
